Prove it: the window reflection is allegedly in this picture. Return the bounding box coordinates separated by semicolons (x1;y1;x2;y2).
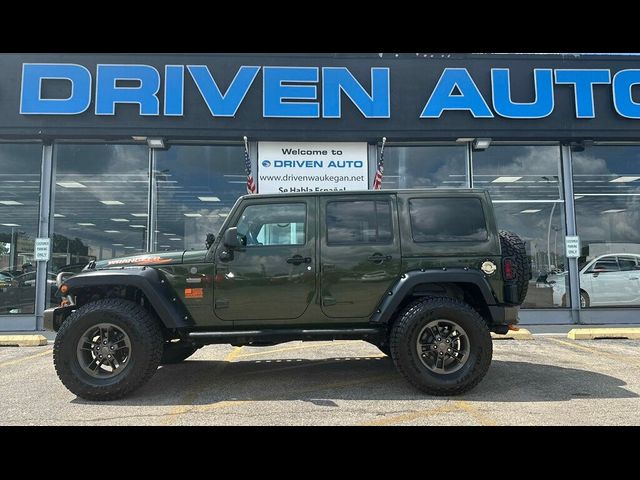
381;146;468;189
237;204;306;246
154;145;246;251
326;200;392;244
472;145;568;308
51;144;149;269
0;144;42;314
409;198;487;242
572;146;640;307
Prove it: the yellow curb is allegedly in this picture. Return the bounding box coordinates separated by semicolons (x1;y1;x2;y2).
491;329;533;340
0;335;48;347
567;328;640;340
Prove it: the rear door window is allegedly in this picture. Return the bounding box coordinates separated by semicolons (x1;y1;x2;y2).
326;200;393;245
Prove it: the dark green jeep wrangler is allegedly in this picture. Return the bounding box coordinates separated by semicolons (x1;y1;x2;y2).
46;189;529;401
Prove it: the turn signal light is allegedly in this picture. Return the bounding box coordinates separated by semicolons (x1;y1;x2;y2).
59;284;69;294
503;259;514;280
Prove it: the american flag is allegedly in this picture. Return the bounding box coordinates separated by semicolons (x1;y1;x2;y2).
372;142;385;190
244;142;256;194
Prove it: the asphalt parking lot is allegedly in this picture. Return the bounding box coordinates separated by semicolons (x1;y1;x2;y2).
1;335;639;426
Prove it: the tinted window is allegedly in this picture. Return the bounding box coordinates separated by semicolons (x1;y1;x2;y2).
327;200;392;245
592;258;619;273
410;198;488;242
236;203;305;246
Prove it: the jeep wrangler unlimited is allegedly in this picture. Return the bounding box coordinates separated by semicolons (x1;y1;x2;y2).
46;189;529;401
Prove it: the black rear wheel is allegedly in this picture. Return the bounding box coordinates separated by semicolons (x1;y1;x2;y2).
390;297;492;396
53;299;164;401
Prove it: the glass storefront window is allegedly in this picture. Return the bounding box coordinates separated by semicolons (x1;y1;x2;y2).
0;143;42;315
154;145;246;251
572;145;640;307
381;145;468;189
472;145;569;308
51;144;150;272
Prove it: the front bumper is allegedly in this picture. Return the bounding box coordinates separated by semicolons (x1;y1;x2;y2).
488;305;520;325
43;305;74;332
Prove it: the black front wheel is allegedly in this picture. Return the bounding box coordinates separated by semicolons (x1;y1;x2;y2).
53;299;164;401
390;297;492;396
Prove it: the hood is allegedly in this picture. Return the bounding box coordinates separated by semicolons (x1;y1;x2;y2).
95;250;186;269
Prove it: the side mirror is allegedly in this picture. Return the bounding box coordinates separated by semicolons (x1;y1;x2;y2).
223;227;241;249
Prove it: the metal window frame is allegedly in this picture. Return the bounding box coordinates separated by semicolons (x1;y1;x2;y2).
34;142;54;330
0;141;48;331
561;144;581;322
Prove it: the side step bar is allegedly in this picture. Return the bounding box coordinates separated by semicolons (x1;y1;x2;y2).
187;328;383;345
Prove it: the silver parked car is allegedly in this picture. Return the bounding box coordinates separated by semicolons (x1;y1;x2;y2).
550;253;640;307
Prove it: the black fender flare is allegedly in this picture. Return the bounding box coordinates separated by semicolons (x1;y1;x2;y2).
369;269;499;324
63;266;192;329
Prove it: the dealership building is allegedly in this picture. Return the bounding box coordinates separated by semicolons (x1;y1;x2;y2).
1;52;640;331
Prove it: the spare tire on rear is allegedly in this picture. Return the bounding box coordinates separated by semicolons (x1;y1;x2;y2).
498;230;530;305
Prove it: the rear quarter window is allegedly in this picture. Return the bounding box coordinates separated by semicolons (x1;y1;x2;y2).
409;197;488;242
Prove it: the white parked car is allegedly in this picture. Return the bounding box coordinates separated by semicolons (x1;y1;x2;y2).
549;253;640;307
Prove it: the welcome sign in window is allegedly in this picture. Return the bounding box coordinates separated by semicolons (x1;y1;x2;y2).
257;142;368;194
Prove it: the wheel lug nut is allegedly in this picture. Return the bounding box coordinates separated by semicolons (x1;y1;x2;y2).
110;346;115;350
436;337;441;341
446;339;450;344
439;352;443;356
447;348;451;352
99;355;103;358
108;355;111;358
103;341;107;345
432;345;437;350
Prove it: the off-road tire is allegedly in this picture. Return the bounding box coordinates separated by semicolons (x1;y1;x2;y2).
390;296;492;396
53;298;164;401
161;342;199;364
499;230;530;304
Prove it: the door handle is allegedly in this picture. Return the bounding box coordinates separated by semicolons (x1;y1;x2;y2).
630;277;639;280
367;254;392;264
286;255;312;266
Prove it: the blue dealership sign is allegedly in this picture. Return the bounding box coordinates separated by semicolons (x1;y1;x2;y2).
5;53;640;140
20;62;640;120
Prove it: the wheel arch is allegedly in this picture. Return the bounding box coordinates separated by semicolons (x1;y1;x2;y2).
370;270;499;326
61;267;193;330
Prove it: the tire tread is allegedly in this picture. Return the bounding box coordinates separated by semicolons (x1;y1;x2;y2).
53;298;163;401
389;296;492;396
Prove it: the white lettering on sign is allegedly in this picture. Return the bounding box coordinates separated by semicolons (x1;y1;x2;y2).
565;236;580;259
257;142;369;194
34;237;51;262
